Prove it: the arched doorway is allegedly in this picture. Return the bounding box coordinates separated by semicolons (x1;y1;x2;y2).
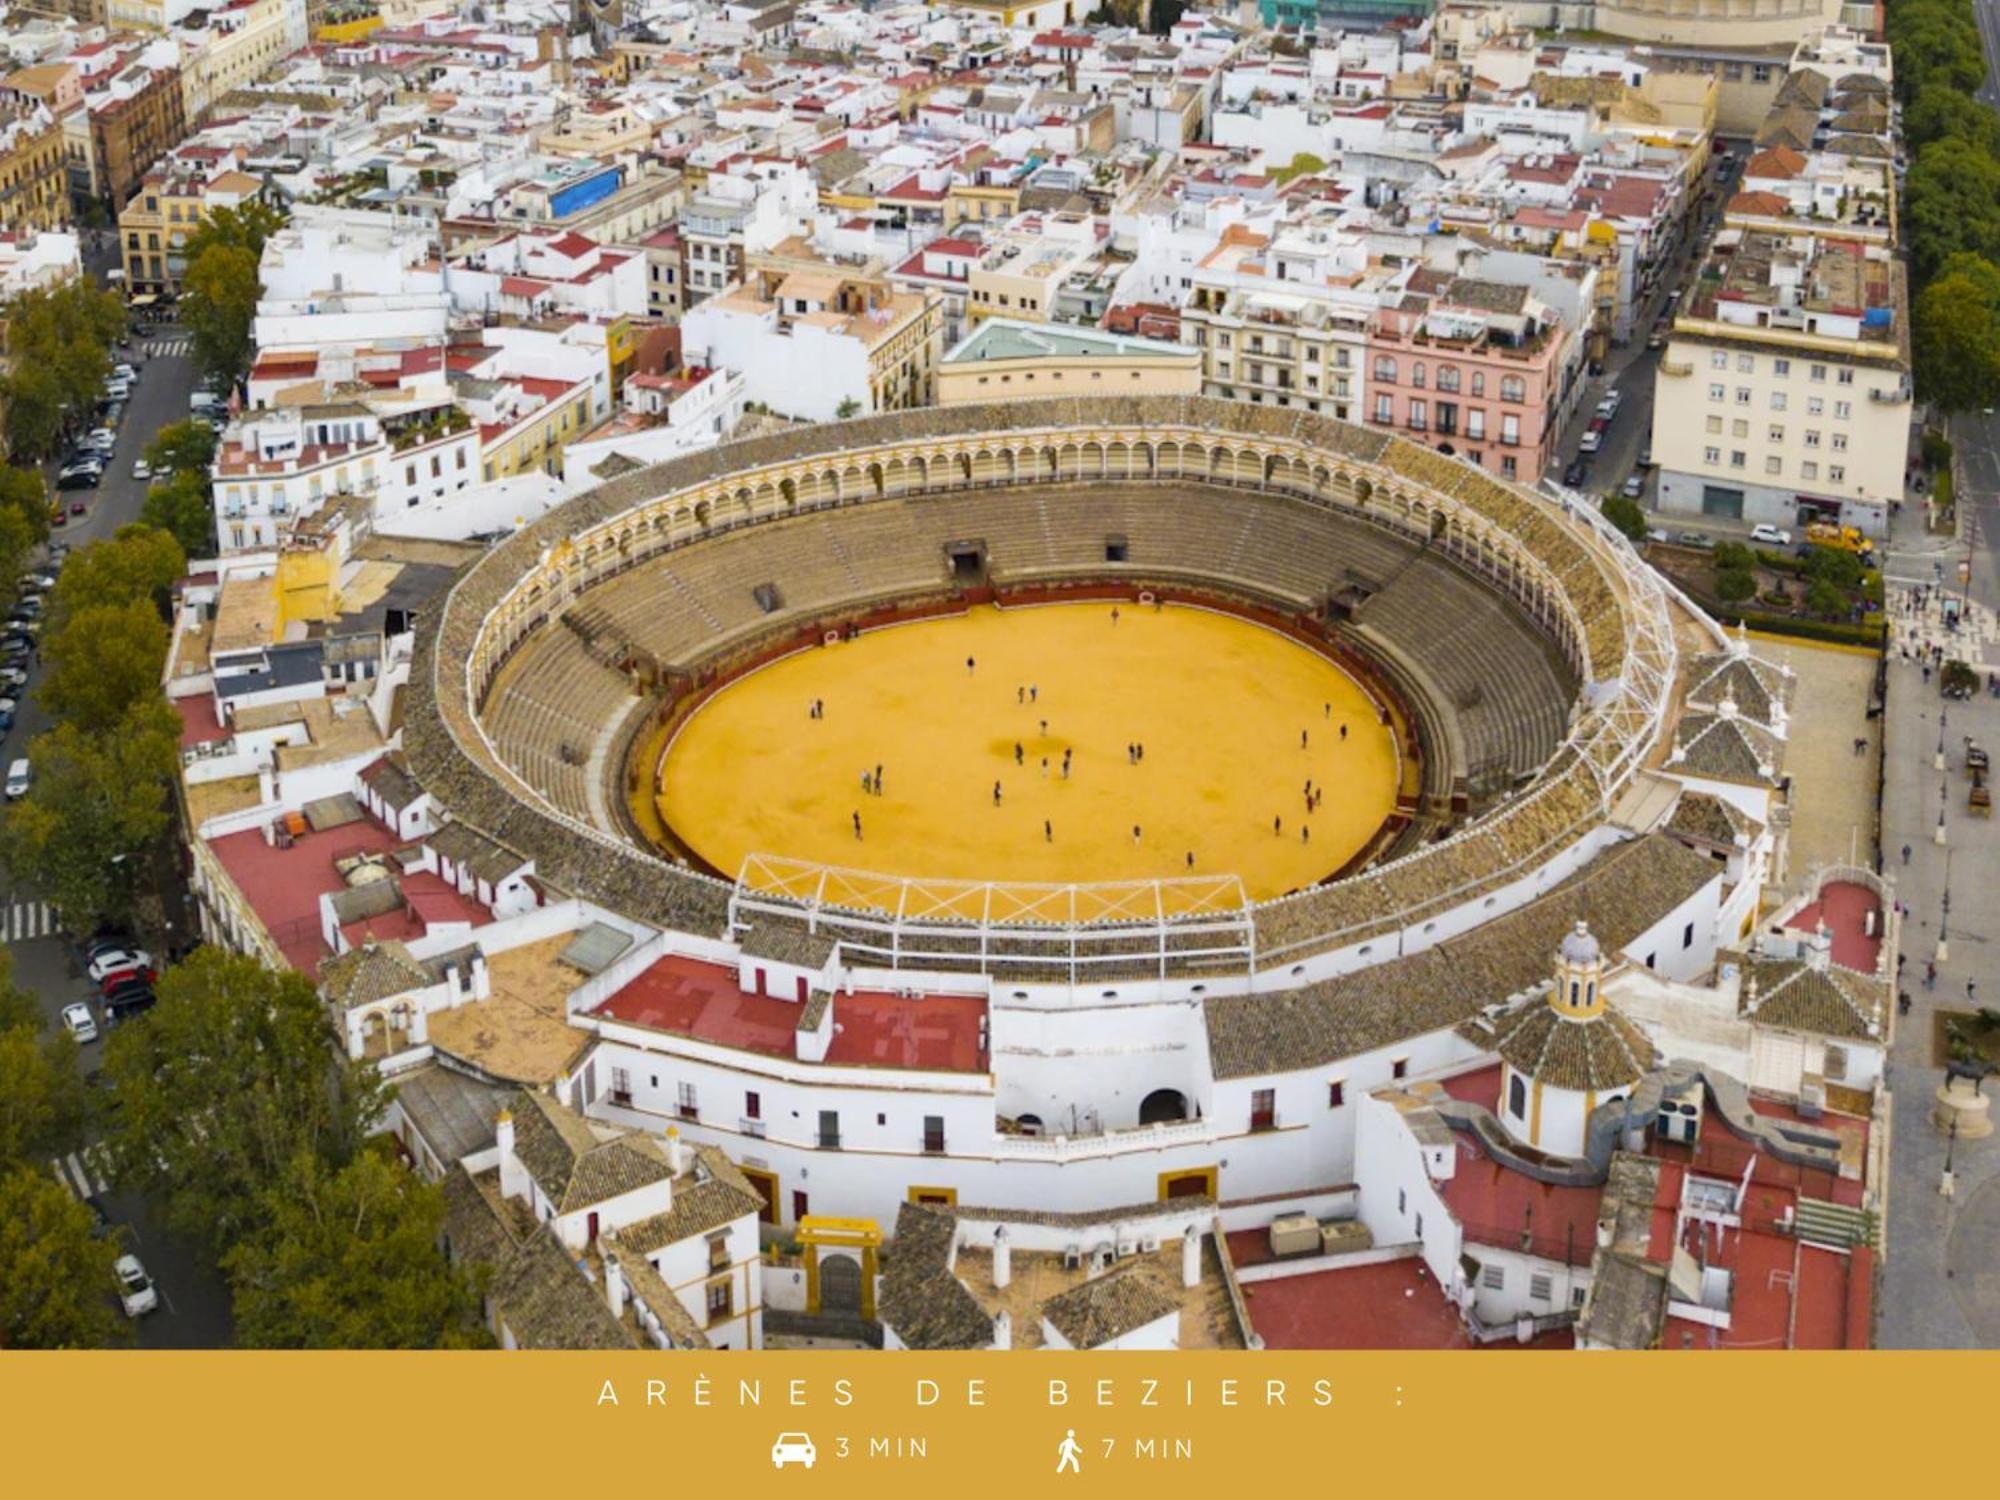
820;1253;862;1314
1139;1088;1189;1125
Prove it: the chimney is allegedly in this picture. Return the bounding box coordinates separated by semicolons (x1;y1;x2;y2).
604;1252;628;1320
1181;1227;1201;1288
496;1109;527;1201
1717;694;1738;722
666;1125;685;1175
992;1308;1011;1350
991;1226;1011;1288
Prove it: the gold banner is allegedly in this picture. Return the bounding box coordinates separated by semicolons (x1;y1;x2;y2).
3;1351;1987;1492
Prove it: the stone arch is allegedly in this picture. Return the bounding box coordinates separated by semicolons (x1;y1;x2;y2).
1139;1088;1189;1124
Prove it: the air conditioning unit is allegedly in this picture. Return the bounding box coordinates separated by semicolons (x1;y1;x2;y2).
1139;1233;1160;1253
1655;1077;1702;1144
1797;1074;1826;1121
1062;1244;1083;1270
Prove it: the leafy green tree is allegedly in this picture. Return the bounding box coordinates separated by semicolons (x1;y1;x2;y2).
1805;578;1848;618
143;420;217;481
0;278;125;461
1905;84;2000;153
1914;253;2000;412
1803;544;1865;590
1712;541;1754;572
0;701;180;931
224;1148;491;1349
49;524;186;631
1273;152;1328;185
835;397;861;419
98;949;387;1253
1600;494;1648;542
0;1166;125;1348
0;1024;85;1168
1890;6;1987;99
1906;138;2000;284
0;362;68;463
182;242;262;390
0;947;41;1033
180;199;288;266
1715;568;1756;604
38;597;170;734
140;470;215;560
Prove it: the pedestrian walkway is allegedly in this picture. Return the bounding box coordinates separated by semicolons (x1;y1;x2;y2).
146;337;191;359
49;1144;112;1200
5;900;59;941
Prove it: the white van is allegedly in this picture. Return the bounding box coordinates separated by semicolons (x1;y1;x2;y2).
4;758;28;800
189;391;221;415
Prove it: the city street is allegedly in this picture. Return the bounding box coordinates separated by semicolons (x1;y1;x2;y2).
6;285;234;1347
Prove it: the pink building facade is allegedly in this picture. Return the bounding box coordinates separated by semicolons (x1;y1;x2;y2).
1362;274;1578;485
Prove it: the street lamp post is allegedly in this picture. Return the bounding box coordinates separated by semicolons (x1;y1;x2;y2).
1937;706;1947;773
1938;849;1952;967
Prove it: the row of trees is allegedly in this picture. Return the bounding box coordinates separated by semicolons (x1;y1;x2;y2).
96;950;490;1347
0;279;128;464
1898;0;2000;413
0;525;186;935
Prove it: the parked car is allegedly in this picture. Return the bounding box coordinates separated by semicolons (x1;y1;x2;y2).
131;458;152;481
1749;523;1792;545
1596;392;1622;420
68;498;86;517
61;1002;98;1044
1637;446;1652;467
98;965;157;997
1620;474;1645;499
0;699;16;734
1676;530;1716;549
86;428;115;452
56;466;99;491
102;979;155;1025
3;757;28;799
1646;330;1665;350
20;572;54;591
1578;427;1603;455
1563;457;1589;487
88;947;153;984
1646;527;1669;543
115;1254;159;1317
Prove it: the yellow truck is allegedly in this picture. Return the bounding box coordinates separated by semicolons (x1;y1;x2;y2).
1805;521;1870;555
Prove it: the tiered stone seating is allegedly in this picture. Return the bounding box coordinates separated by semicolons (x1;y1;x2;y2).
483;630;635;822
1356;555;1569;781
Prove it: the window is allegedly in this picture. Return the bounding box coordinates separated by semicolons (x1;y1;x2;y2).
1501;376;1525;403
707;1233;730;1272
1774;359;1791;377
1529;1272;1553;1302
1250;1089;1277;1131
1708;383;1725;403
923;1115;945;1154
676;1082;698;1121
1771;391;1787;411
1466;410;1485;440
1437;365;1460;393
1831;432;1847;452
1706;415;1723;434
1807;397;1825;416
1730;450;1746;469
1703;446;1721;465
1767;425;1784;444
1709;350;1727;370
1411;361;1426;389
1804;430;1821;448
817;1110;840;1149
1735;387;1751;405
1398;1187;1407;1215
1392;1057;1409;1080
1824;1044;1849;1081
1407;399;1426;432
1374;356;1396;383
1731;420;1749;439
1508;1073;1527;1118
1736;353;1755;373
610;1067;631;1104
706;1278;732;1323
1482;1263;1506;1290
1500;413;1520;445
1374;394;1393;424
1765;457;1783;475
744;1091;761;1120
1834;401;1851;420
1801;461;1818;480
1809;364;1827;383
1328;1080;1345;1108
1837;367;1854;386
1829;465;1845;483
1500;455;1516;479
1470;371;1485;396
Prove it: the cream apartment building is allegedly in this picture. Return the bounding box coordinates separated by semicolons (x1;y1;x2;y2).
1651;229;1909;540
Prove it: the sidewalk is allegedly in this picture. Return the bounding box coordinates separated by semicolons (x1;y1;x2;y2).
1877;494;2000;1348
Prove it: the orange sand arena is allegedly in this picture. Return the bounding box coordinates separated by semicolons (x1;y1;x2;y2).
652;603;1406;901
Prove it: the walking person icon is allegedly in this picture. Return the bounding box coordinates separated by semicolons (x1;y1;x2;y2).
1056;1430;1082;1474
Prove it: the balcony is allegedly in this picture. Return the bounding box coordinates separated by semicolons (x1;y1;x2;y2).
1249;1110;1278;1133
1869;381;1911;405
677;1103;699;1123
1659;359;1692;378
817;1130;841;1150
923;1128;946;1155
739;1117;766;1139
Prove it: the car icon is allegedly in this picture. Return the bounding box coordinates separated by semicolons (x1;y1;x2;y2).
771;1432;816;1470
